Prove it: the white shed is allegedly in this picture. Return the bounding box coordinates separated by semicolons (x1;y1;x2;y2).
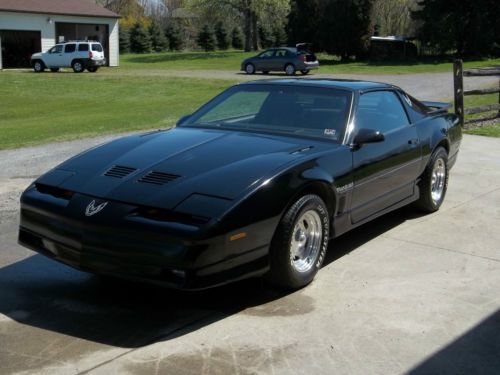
0;0;119;69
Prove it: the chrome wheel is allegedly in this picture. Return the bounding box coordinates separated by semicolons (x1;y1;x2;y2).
431;157;446;203
290;210;322;273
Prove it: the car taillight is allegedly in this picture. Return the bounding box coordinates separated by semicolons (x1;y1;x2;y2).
299;54;306;62
89;51;93;59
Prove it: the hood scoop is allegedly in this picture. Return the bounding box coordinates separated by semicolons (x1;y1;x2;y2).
138;171;181;186
104;165;137;179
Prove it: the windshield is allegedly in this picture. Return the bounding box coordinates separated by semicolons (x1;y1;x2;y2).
182;85;352;142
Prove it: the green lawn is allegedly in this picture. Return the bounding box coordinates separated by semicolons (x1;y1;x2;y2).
119;50;500;75
463;92;500;137
0;71;236;149
1;51;499;150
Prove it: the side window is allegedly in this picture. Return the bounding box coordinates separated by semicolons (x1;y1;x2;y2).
275;49;287;57
64;44;76;53
356;91;410;134
50;45;63;53
258;50;275;58
78;44;89;52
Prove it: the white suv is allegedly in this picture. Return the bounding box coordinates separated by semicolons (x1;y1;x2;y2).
31;41;106;73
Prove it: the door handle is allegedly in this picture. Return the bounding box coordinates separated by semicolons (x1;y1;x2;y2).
408;138;419;145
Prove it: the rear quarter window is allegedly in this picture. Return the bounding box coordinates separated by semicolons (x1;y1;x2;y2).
92;44;103;52
78;44;89;52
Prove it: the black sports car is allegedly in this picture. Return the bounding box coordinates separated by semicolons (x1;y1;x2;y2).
19;79;462;290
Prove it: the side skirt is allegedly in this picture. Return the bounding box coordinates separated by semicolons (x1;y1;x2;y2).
330;185;420;239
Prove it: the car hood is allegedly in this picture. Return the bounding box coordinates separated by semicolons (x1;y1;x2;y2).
31;52;43;58
37;127;331;211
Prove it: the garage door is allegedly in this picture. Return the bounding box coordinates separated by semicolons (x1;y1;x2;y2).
0;30;41;68
56;23;109;65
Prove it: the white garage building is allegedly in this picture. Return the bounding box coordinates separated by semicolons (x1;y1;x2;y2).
0;0;119;69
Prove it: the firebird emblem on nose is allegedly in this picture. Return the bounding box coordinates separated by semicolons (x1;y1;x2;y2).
85;200;108;216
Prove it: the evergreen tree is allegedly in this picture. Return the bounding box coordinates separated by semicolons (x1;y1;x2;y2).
215;22;230;50
231;27;243;49
319;0;373;60
287;0;322;46
197;25;216;52
273;26;287;47
165;23;184;51
119;26;131;53
413;0;500;57
149;22;168;52
258;25;274;48
130;22;152;53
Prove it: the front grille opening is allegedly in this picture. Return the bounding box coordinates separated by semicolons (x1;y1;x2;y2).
136;207;210;226
35;183;74;200
137;171;180;186
104;165;137;179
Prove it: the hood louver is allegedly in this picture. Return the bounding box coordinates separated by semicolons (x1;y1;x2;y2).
104;165;137;178
138;171;180;186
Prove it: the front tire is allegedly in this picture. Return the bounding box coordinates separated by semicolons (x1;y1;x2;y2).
87;67;99;73
415;147;449;212
33;60;45;73
245;63;255;74
285;63;296;76
72;60;84;73
266;194;329;289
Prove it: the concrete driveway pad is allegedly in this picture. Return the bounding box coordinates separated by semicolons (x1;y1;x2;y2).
0;134;499;375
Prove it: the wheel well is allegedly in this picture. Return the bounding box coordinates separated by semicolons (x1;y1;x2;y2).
436;139;450;154
293;181;335;217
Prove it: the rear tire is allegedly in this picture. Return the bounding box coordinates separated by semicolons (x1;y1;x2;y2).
414;147;449;212
300;69;309;75
245;63;255;74
72;60;84;73
266;194;329;289
33;60;45;73
285;63;296;76
87;67;99;73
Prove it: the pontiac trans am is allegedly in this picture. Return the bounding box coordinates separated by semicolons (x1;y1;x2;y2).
18;79;462;289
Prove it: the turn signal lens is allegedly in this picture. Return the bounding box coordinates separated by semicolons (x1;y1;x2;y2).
229;232;247;241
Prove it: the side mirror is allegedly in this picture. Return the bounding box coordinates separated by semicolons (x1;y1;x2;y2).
352;128;385;146
176;114;191;126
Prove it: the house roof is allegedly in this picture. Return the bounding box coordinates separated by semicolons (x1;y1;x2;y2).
0;0;119;18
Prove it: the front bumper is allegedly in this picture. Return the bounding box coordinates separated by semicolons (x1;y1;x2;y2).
19;186;274;290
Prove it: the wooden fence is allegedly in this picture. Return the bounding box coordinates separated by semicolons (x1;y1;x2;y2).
453;59;500;127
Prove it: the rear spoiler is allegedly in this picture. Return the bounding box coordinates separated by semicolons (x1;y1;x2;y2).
422;101;452;115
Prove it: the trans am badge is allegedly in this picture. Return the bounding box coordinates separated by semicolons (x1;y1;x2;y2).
85;200;108;217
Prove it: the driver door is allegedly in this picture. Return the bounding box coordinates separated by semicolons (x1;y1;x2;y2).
350;90;422;223
255;49;275;71
44;45;63;67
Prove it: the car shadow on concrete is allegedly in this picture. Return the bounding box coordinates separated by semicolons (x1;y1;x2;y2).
0;207;421;349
